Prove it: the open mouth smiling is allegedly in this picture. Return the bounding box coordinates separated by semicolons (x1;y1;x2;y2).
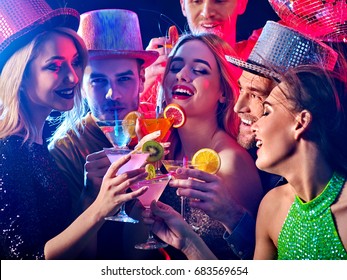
55;87;75;99
172;85;194;100
255;139;263;148
200;21;221;29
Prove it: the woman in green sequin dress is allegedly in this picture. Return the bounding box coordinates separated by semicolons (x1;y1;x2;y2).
252;65;347;260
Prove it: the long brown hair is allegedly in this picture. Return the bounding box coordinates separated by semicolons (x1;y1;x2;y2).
280;65;347;175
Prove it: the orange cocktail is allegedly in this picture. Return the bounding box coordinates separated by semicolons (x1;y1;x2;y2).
138;111;174;142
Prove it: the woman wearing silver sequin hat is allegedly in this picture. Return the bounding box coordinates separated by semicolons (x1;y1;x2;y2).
0;0;148;259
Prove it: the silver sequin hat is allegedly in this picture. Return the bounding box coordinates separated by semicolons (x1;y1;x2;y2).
225;21;338;80
78;9;158;68
0;0;79;71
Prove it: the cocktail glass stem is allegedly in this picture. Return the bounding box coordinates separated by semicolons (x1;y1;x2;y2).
135;208;168;250
180;197;187;220
105;203;139;224
154;161;161;173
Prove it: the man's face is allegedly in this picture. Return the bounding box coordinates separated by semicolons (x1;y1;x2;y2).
234;70;276;149
83;58;142;120
180;0;248;45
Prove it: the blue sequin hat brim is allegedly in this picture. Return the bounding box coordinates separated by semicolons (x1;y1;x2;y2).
0;0;79;71
225;21;338;81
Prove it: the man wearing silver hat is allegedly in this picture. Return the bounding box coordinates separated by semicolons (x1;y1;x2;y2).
220;20;337;258
218;20;338;257
49;9;160;259
142;20;339;260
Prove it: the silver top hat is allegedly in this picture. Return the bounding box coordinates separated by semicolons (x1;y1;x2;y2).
0;0;79;71
78;9;158;68
225;21;338;80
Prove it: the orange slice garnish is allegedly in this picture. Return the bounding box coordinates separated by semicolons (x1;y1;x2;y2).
123;111;142;138
191;148;221;174
163;103;186;128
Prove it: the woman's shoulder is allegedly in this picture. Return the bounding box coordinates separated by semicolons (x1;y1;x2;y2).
214;130;247;155
0;136;30;176
215;133;255;168
260;183;294;212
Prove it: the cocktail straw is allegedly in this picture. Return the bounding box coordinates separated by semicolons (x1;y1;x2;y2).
114;110;119;137
156;86;164;117
181;155;189;219
155;105;160;119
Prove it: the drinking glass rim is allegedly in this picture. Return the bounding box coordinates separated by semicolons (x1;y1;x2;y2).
103;147;149;155
96;119;136;126
137;173;172;185
161;159;204;168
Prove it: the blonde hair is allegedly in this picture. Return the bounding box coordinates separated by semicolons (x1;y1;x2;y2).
0;27;88;144
163;32;240;138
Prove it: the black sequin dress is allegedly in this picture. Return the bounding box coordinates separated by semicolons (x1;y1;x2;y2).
0;136;72;259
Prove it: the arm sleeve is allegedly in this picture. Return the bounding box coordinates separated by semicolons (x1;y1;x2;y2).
223;212;256;260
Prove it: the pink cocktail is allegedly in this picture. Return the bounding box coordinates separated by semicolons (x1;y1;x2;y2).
104;148;149;175
103;148;149;223
131;174;171;250
131;175;170;207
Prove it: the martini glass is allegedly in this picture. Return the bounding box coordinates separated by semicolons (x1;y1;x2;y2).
138;111;174;143
161;159;203;177
131;173;171;250
97;119;148;223
161;159;203;220
96;119;135;149
138;111;174;173
103;148;149;223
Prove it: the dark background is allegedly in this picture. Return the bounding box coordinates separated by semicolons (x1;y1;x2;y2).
47;0;279;47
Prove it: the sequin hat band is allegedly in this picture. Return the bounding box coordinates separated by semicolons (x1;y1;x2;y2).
0;0;79;71
225;21;338;80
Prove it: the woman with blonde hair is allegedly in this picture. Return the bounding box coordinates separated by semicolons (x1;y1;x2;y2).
158;33;262;259
0;0;148;259
148;64;347;260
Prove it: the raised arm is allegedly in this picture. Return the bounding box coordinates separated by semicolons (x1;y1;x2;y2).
44;155;148;259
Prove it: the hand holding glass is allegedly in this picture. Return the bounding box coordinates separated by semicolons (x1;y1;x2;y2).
97;119;148;223
131;174;171;250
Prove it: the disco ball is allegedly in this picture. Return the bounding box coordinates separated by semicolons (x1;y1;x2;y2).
268;0;347;42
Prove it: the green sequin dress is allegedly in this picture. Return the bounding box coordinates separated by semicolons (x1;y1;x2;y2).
277;172;347;260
